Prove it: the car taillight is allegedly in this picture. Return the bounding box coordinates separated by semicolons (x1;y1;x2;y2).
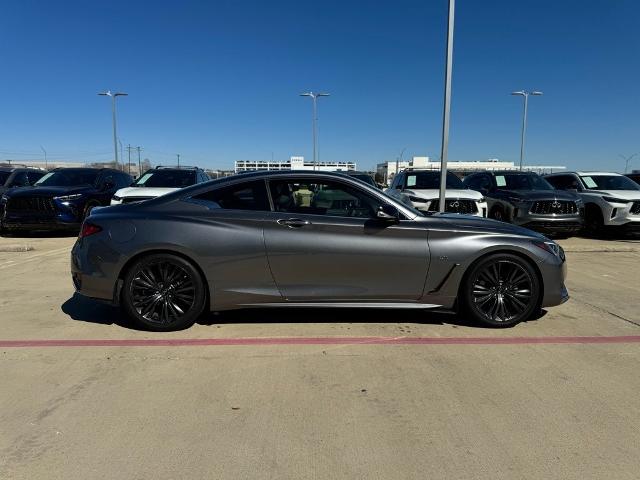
79;222;102;238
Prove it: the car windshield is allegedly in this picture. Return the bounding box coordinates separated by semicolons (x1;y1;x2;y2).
133;170;197;188
349;173;376;187
404;171;464;189
494;173;554;191
580;175;640;191
34;170;98;187
0;172;10;184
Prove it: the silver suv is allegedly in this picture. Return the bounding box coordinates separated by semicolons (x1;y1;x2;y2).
545;171;640;235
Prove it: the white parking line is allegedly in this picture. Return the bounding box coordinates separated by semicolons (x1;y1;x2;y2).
0;246;71;270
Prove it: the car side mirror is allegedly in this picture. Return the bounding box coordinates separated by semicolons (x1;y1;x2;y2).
376;204;400;222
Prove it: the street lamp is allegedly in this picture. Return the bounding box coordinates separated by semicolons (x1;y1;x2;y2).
438;0;456;213
98;90;128;170
300;92;330;170
619;153;638;174
511;90;543;171
40;145;47;170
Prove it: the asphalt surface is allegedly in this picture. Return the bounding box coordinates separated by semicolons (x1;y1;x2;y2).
1;233;639;479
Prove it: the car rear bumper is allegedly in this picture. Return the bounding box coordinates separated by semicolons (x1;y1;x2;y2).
71;238;122;303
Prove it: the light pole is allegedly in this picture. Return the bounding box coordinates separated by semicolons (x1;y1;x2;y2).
438;0;455;213
619;153;638;173
98;90;128;170
394;147;406;182
300;92;330;170
40;145;47;170
511;90;543;171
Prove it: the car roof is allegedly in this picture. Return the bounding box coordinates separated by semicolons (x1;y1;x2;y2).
483;170;540;175
547;171;623;177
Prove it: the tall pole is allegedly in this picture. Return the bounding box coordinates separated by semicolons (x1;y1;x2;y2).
438;0;455;213
511;90;542;171
118;139;124;171
619;153;637;173
395;147;406;182
519;94;528;171
136;146;142;176
300;92;329;171
176;154;180;168
127;144;132;175
40;146;47;170
98;91;127;171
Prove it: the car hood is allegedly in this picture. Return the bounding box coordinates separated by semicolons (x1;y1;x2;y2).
435;214;547;239
114;187;180;198
402;188;483;200
582;190;640;200
2;185;96;198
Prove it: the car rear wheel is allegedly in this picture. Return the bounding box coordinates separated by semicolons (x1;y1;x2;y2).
461;253;540;327
122;253;206;331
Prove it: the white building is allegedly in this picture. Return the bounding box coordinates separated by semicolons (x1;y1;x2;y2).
235;156;356;173
377;156;565;183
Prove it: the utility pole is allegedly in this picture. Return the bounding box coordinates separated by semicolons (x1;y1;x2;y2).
136;147;143;176
176;154;180;168
126;144;133;175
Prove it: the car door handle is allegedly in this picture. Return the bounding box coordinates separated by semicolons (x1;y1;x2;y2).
277;218;311;228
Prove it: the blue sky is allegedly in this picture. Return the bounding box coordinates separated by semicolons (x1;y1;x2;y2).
0;0;639;171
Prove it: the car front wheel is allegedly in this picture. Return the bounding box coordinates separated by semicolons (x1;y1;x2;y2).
122;253;207;331
461;253;541;327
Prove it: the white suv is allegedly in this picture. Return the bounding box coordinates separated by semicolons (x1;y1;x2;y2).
111;166;210;205
386;170;487;217
545;171;640;234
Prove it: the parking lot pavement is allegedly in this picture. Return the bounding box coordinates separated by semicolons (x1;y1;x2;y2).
1;234;639;479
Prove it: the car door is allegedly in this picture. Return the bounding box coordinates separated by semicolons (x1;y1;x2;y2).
186;179;280;306
262;176;430;301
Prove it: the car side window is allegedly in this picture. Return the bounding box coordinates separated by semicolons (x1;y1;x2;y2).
27;171;45;185
269;179;383;219
193;180;270;211
464;175;480;189
547;175;580;191
478;175;492;191
10;171;29;187
116;172;131;188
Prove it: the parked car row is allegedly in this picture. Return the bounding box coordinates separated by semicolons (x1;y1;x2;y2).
385;168;640;237
0;165;210;233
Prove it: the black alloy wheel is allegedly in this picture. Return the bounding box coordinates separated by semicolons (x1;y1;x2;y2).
462;253;540;327
123;254;206;331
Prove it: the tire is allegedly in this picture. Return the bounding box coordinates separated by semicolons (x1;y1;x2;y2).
461;253;541;328
490;206;507;223
584;205;604;237
122;253;207;331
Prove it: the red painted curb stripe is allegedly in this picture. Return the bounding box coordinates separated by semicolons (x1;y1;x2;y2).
1;336;640;348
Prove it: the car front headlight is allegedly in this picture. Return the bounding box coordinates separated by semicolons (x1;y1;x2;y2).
477;197;485;203
54;194;84;201
602;196;629;204
112;195;122;201
508;196;525;203
533;240;565;261
407;195;428;203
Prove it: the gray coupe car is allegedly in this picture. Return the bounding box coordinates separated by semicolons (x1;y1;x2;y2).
71;171;569;331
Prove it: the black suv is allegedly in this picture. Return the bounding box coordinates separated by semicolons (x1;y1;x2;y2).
0;166;47;195
1;167;132;232
463;170;584;235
